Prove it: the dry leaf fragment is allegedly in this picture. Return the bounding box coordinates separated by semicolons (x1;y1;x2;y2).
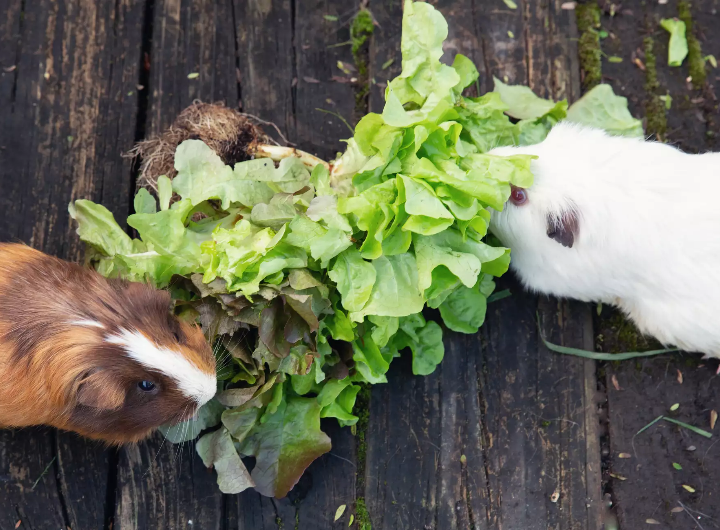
609;473;627;481
334;504;346;522
711;410;717;430
618;453;631;459
612;374;620;391
303;76;320;84
633;57;646;70
682;484;696;493
686;445;697;452
671;507;684;513
677;369;683;384
561;1;577;8
14;521;21;529
3;65;16;73
645;519;661;525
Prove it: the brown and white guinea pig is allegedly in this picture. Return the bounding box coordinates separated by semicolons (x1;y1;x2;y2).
489;122;720;361
0;243;216;444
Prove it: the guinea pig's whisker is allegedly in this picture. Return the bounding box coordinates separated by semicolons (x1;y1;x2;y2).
143;428;170;479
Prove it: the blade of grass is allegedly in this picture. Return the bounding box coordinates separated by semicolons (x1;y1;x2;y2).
663;417;713;439
536;312;676;360
487;289;511;303
315;108;354;134
636;415;664;436
31;456;57;490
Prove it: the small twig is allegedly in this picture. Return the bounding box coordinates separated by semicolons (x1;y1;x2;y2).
31;457;57;490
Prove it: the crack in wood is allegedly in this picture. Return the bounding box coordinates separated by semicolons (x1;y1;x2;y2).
52;432;73;530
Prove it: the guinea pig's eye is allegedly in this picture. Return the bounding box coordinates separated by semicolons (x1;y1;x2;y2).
510;185;528;206
138;381;156;392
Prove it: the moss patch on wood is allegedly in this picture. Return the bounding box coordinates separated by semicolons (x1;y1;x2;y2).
677;1;706;89
353;383;372;529
576;2;602;90
351;9;374;118
643;36;668;139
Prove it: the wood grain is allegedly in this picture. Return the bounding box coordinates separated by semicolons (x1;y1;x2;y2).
146;0;238;136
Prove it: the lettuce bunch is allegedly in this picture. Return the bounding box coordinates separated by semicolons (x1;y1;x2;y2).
70;0;642;498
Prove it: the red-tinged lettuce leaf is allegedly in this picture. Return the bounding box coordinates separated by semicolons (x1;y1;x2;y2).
196;428;255;494
238;397;332;498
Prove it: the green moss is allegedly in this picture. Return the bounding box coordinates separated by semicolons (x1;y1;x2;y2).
678;1;706;88
351;9;374;115
351;10;374;73
576;2;602;90
276;516;284;529
355;383;370;485
356;497;372;530
643;37;668;139
353;383;372;528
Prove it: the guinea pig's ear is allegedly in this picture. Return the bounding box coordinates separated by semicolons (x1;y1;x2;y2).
546;209;579;248
77;369;125;410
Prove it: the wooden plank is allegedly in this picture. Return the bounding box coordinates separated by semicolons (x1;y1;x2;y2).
597;1;720;527
235;0;296;141
293;0;360;160
122;1;360;527
605;353;720;528
243;2;361;526
0;0;144;527
362;1;602;529
114;0;237;527
650;0;711;151
115;432;226;530
146;0;238;136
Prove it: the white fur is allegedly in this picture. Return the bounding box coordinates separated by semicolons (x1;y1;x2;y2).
72;320;105;329
489;122;720;358
106;329;216;404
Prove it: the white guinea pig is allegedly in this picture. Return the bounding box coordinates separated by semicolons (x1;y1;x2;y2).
489;122;720;360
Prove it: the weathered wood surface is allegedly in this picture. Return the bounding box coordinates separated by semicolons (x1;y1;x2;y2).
1;0;719;529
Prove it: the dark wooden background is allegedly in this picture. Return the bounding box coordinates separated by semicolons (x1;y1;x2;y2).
0;0;718;529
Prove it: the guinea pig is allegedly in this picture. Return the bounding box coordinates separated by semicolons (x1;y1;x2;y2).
489;122;720;360
0;243;216;444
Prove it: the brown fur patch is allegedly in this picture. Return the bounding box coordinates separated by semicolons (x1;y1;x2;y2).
0;243;216;444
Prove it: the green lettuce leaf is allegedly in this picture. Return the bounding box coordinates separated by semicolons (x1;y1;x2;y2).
348;254;425;321
660;19;688;67
566;84;644;138
159;398;224;443
493;77;557;120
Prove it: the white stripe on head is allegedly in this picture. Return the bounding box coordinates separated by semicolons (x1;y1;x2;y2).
106;329;216;405
72;320;105;329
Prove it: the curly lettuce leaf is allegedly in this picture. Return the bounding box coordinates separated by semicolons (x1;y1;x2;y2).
196;428;255;494
237;396;332;498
